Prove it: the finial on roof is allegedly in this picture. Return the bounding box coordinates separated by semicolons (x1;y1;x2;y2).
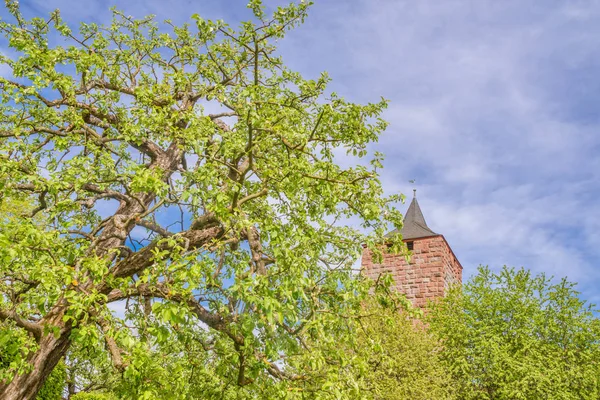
413;188;417;198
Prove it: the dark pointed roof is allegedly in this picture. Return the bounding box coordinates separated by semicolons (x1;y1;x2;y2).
389;191;437;240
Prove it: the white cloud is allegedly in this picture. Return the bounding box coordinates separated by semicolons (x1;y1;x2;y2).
281;0;600;302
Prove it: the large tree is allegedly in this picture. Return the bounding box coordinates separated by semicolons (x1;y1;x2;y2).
428;266;600;400
0;1;402;398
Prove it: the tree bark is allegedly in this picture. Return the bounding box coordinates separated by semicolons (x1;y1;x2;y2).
0;147;188;398
0;194;152;398
0;312;72;400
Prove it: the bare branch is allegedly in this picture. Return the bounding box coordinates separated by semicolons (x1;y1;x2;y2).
94;315;127;372
208;112;237;120
231;187;268;212
246;226;266;276
190;212;218;231
80;184;130;203
135;219;174;237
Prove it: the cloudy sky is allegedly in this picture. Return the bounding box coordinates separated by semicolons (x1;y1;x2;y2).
5;0;600;304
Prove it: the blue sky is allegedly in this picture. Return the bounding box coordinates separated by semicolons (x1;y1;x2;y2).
4;0;600;305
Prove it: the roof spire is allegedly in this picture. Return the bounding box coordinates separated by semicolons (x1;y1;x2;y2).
397;191;437;239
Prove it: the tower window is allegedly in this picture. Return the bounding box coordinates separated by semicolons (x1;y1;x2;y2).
406;241;414;251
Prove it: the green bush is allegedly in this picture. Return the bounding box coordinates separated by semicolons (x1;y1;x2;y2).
36;361;66;400
429;266;600;400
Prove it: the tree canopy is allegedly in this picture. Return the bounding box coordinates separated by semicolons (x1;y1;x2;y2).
0;1;403;398
317;296;454;400
428;266;600;400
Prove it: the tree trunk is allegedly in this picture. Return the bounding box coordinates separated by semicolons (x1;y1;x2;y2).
0;315;71;400
0;149;183;399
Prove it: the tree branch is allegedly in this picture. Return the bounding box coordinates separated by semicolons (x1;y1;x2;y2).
105;283;243;346
93;315;127;372
108;224;223;280
135;219;173;237
0;308;42;341
246;226;266;276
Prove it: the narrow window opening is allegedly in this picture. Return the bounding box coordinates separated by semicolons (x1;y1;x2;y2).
406;241;414;251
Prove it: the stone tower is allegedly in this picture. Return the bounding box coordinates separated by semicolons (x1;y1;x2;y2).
361;192;462;307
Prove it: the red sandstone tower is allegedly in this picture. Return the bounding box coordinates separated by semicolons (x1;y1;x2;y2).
362;192;462;307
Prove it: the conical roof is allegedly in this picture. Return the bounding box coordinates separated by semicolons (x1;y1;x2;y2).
389;191;437;240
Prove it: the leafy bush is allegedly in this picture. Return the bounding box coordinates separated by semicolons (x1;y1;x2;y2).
36;361;66;400
286;294;456;399
429;266;600;400
349;299;455;399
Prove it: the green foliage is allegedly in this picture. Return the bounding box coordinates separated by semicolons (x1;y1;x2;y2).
428;266;600;400
0;320;37;383
0;0;404;397
350;299;454;399
64;340;120;399
36;361;66;400
287;295;455;399
70;392;116;400
0;199;40;383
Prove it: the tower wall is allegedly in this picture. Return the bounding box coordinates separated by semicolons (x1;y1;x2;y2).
362;236;462;308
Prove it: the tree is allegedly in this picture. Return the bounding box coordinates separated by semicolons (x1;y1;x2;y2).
428;266;600;400
0;1;403;398
287;293;455;400
349;298;454;400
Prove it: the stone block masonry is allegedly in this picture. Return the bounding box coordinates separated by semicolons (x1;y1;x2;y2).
362;235;462;308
